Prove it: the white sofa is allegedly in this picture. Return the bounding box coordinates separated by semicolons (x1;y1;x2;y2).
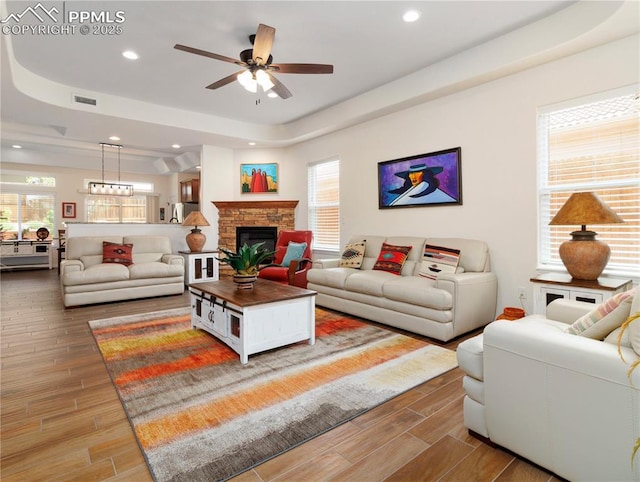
307;235;498;341
60;235;184;307
457;293;640;481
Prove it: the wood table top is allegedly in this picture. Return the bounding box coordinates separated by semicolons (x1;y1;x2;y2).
189;278;317;307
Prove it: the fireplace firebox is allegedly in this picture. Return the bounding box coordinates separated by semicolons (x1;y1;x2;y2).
236;226;278;262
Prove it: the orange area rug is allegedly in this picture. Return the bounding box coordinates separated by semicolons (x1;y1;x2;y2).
89;307;457;481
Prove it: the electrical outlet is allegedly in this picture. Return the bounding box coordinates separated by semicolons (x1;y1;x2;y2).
518;287;527;299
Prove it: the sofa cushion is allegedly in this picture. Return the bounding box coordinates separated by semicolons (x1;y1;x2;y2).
565;289;635;339
67;236;123;267
383;276;452;310
372;243;412;275
103;241;134;266
419;244;461;280
128;261;185;280
63;263;130;286
344;270;397;297
258;265;289;283
339;242;366;268
306;267;356;289
281;241;307;267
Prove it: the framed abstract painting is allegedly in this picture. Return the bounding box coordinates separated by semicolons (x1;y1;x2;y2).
378;147;462;209
241;163;278;193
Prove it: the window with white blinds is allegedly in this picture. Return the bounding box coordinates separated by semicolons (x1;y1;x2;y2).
537;89;639;277
308;159;340;251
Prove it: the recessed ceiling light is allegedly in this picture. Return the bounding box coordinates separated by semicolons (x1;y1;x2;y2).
12;144;22;149
109;136;120;141
403;10;421;22
248;142;256;146
122;50;139;60
172;144;181;149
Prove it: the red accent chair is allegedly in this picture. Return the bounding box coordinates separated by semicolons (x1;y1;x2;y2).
258;230;313;288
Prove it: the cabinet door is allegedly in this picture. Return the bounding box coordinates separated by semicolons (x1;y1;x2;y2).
570;291;603;305
540;287;570;307
180;181;192;203
209;304;228;337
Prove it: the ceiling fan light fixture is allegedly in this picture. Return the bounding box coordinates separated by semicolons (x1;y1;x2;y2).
256;70;274;92
237;70;257;92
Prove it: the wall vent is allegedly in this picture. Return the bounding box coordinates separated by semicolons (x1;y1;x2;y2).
72;95;97;106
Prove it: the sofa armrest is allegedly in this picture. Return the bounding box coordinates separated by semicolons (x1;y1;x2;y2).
435;272;498;335
312;258;340;269
545;298;594;324
483;318;640;481
60;259;84;276
162;254;184;266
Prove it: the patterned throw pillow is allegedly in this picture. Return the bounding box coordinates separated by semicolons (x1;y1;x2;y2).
281;242;307;267
419;244;461;280
102;241;134;266
339;242;366;268
565;288;636;339
372;243;411;275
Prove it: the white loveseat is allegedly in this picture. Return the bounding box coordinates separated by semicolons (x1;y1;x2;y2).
307;235;498;341
457;292;640;481
60;235;184;307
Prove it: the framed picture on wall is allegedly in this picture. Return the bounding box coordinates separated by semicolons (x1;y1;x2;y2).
240;163;278;193
378;147;462;209
62;202;76;218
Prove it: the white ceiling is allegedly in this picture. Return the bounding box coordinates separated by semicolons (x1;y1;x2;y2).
0;1;637;175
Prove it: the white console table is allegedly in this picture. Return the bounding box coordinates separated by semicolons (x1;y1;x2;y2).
0;240;52;270
530;272;633;315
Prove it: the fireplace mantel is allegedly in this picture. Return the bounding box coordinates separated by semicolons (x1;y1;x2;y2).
212;200;299;209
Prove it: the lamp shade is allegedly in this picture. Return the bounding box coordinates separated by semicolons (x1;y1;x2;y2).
182;211;210;228
549;192;624;280
549;192;624;226
182;211;209;252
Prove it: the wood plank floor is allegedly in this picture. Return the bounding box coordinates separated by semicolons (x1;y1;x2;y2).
0;269;560;481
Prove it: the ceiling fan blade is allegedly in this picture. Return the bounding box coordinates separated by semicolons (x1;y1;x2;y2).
269;75;292;100
270;63;334;74
252;24;275;66
206;71;244;90
174;44;245;66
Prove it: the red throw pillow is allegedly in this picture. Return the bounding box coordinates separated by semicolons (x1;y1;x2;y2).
372;243;412;275
102;241;133;266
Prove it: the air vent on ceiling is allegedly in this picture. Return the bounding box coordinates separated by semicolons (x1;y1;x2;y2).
72;94;97;106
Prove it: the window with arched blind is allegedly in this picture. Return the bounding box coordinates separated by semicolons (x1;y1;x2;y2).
537;87;639;278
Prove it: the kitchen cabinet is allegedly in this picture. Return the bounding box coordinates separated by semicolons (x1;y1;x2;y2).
180;178;200;203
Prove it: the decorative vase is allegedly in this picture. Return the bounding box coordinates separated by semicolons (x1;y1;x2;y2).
186;228;206;252
497;307;526;321
232;273;258;289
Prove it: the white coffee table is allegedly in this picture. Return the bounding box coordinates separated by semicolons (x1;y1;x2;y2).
189;278;317;364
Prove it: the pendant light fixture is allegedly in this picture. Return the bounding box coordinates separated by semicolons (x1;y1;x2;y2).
89;143;134;196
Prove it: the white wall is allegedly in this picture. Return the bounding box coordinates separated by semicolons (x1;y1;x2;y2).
0;162;174;228
280;34;639;314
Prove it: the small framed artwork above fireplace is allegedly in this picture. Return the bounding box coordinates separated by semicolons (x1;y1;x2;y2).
241;163;278;193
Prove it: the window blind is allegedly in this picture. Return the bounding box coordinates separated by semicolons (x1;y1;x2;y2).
308;159;340;251
538;90;639;277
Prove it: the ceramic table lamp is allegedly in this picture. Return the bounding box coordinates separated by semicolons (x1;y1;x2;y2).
182;211;210;252
549;192;624;280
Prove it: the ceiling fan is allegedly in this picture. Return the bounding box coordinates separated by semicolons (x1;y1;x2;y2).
174;24;334;100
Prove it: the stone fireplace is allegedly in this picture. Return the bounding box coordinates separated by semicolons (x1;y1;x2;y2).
213;200;298;275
